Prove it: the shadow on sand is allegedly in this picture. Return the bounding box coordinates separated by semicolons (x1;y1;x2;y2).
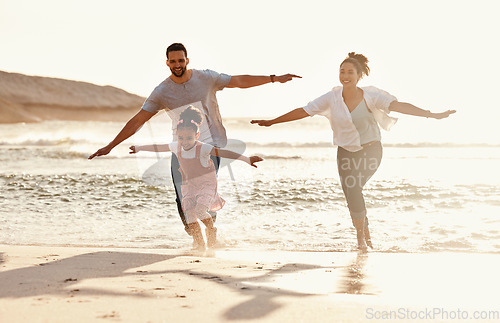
0;249;372;320
0;251;176;299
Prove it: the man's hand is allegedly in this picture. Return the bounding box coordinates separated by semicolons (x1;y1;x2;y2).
88;145;112;160
88;109;154;160
274;74;301;83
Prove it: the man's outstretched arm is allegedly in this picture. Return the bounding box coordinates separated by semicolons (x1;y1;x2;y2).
226;74;301;89
88;109;155;159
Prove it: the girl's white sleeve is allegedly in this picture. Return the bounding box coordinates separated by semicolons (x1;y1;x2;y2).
169;142;178;156
200;143;215;167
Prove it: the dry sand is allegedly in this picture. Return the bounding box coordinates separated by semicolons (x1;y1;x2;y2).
1;245;499;322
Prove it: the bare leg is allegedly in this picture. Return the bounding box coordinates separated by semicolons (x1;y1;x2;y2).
201;218;217;248
187;221;205;251
364;220;373;249
200;214;214;229
352;218;367;252
196;204;217;248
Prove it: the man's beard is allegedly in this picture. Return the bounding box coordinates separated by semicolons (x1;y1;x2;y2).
171;66;187;78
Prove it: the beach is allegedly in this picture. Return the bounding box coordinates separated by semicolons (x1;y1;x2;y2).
1;118;500;321
1;245;500;322
3;0;500;320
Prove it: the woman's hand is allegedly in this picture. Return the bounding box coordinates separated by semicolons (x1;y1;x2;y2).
430;110;456;119
129;145;139;154
249;156;264;168
250;119;275;127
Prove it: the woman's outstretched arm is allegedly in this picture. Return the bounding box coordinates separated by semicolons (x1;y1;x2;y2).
389;101;456;119
250;108;309;127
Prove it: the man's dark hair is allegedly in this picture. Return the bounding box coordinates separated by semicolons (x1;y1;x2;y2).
166;43;187;59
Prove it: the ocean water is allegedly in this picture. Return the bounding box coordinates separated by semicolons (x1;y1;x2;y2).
1;116;500;253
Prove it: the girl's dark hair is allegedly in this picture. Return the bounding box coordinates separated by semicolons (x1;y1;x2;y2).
340;52;370;78
177;106;203;133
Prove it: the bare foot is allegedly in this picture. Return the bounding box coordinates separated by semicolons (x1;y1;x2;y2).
358;239;368;252
192;240;206;252
364;225;373;249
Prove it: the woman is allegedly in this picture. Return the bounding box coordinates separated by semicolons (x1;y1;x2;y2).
251;52;455;251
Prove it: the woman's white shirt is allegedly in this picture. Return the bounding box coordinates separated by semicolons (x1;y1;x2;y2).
303;86;398;152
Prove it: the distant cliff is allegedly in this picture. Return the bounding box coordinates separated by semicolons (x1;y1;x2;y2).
0;71;145;123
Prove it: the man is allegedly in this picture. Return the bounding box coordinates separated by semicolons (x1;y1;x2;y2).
89;43;300;234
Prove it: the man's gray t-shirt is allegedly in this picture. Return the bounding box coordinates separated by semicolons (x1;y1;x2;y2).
141;69;231;147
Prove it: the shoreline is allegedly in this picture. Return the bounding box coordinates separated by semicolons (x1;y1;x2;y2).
3;242;500;254
1;245;499;322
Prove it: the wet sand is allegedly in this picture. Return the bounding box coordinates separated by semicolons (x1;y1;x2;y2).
1;245;499;322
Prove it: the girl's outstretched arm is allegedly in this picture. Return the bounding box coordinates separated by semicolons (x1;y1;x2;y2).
389;101;456;119
250;107;309;127
210;148;263;168
129;144;171;154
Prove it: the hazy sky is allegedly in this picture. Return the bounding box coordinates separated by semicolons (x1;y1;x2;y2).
1;0;499;143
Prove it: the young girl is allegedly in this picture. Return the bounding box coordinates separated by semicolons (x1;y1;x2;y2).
252;52;455;251
130;106;263;251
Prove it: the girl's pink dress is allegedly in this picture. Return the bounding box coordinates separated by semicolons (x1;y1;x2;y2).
177;141;225;213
